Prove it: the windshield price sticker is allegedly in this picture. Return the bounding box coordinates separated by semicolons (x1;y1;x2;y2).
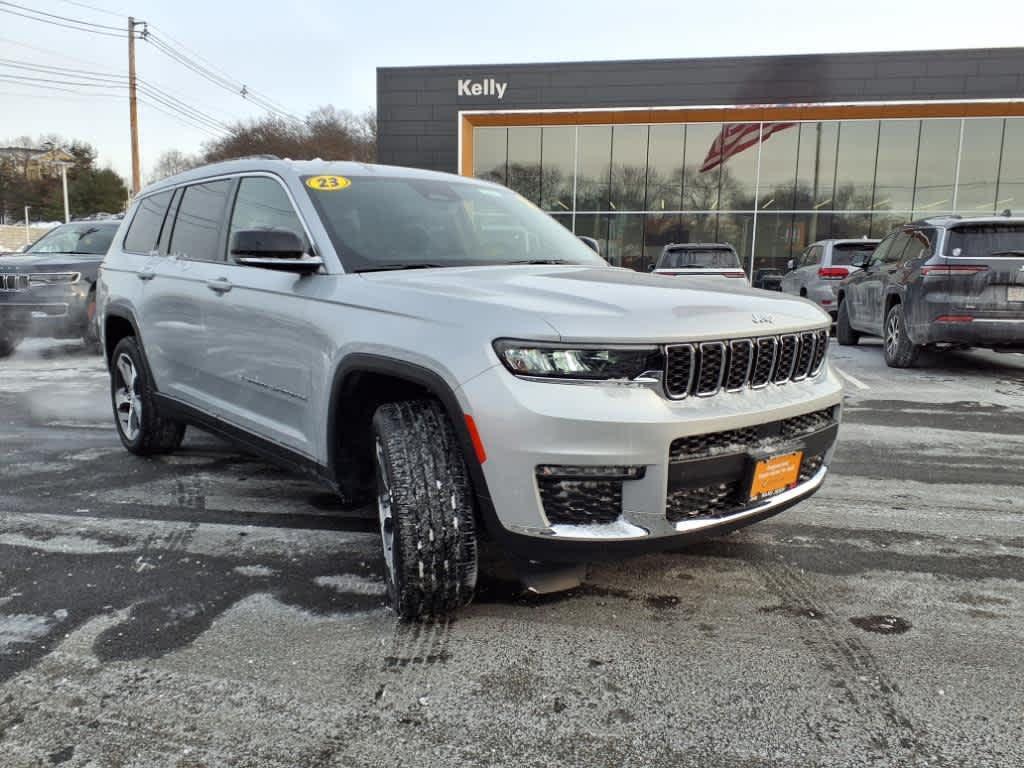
306;175;351;191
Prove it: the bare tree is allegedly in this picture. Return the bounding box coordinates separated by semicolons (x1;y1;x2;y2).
149;150;200;183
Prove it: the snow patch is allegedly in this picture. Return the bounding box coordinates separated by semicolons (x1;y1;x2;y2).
0;614;53;650
0;532;132;554
233;565;277;578
314;574;387;596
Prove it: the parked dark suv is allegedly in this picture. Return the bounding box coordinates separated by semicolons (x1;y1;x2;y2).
836;215;1024;367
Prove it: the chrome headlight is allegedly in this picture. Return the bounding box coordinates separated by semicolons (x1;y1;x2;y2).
493;340;662;381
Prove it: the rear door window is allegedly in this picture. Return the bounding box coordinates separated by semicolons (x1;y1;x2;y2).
123;191;173;254
168;180;234;261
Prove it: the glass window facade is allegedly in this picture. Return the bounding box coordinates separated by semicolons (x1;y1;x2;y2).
476;116;1024;273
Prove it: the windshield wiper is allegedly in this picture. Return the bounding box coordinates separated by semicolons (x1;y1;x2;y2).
355;263;447;273
991;249;1024;257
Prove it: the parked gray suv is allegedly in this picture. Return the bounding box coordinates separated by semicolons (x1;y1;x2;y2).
98;158;843;619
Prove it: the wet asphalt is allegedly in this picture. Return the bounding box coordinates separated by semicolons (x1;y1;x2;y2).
0;338;1022;767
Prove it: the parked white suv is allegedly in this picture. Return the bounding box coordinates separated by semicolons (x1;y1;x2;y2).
780;238;880;322
98;158;842;619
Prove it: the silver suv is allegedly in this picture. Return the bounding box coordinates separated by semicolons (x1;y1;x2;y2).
98;158;843;619
781;238;880;322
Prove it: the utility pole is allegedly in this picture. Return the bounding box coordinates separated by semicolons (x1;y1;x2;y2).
23;205;30;245
128;16;141;195
57;161;71;223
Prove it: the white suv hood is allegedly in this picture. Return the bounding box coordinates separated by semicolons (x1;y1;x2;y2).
359;265;829;342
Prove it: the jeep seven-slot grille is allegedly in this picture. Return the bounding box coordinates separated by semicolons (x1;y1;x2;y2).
664;330;828;399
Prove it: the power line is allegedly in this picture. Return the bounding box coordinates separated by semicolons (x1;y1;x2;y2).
0;5;130;37
49;0;126;18
0;0;123;30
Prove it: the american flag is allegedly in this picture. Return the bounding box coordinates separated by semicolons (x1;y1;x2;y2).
699;122;796;173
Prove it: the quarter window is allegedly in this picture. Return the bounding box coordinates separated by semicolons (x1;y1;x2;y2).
123;190;173;253
168;180;233;261
884;232;913;263
228;177;307;255
900;229;936;264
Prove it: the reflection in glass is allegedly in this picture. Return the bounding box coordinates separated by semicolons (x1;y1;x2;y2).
757;123;800;211
473;127;507;184
610;125;649;211
577;126;612;211
717;124;760;211
646;125;684;212
998;118;1024;214
795;122;839;243
870;213;908;239
834;120;879;210
680;213;719;244
958;118;1003;213
828;213;872;240
541;126;575;212
754;212;798;270
549;213;573;233
683;123;723;211
607;215;644;271
507;127;541;203
914;119;959;213
874;120;919;212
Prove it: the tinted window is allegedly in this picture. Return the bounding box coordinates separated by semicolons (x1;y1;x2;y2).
228;177;306;253
802;246;823;267
27;222;118;255
884;232;913;263
659;248;740;269
945;224;1024;257
169;180;233;261
832;242;879;266
870;234;898;265
304;175;604;271
124;191;173;253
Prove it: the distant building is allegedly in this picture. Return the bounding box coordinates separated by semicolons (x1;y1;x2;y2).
0;146;75;181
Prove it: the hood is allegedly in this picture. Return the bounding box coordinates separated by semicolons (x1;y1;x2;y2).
0;252;102;274
360;265;830;342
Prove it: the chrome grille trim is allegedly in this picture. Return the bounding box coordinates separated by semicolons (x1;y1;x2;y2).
0;273;30;291
695;341;727;397
664;343;696;400
663;330;827;398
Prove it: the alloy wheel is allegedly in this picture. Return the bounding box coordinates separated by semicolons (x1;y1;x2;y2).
114;353;141;441
885;310;901;357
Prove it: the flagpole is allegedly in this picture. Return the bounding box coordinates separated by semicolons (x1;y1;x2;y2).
810;122;822;242
750;121;763;279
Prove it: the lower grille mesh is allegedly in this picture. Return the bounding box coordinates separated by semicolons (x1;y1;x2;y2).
537;477;622;525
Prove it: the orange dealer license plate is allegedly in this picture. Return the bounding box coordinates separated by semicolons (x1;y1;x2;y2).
749;451;803;501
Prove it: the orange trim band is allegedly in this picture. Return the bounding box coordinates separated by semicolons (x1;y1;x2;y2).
464;414;487;464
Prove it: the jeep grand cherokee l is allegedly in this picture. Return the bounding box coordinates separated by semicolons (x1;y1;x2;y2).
0;219;120;356
98;158;842;619
837;215;1024;366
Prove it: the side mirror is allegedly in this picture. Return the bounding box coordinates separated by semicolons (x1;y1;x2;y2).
577;235;600;254
230;228;322;274
786;259;795;272
646;263;656;272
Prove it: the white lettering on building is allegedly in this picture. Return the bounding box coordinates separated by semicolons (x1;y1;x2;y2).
457;78;507;100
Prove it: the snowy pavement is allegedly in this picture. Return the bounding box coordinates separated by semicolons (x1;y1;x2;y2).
0;338;1022;767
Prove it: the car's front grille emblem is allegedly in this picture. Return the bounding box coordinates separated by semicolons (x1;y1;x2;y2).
664;330;828;399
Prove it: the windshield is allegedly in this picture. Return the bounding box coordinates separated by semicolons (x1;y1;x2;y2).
945;224;1024;257
26;222;118;255
832;242;879;266
303;175;606;271
658;248;740;269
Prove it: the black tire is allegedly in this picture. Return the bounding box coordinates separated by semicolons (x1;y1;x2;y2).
836;299;860;346
81;288;102;354
0;333;22;358
884;302;920;368
110;336;186;455
372;400;478;620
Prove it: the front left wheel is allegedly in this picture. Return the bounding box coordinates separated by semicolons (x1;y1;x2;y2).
110;336;186;455
372;400;478;620
0;332;22;358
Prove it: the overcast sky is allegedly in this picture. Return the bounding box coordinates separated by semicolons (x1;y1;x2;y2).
2;0;1021;182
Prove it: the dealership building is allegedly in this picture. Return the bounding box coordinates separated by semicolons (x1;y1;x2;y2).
377;47;1024;274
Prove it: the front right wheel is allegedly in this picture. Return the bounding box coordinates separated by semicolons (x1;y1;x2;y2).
372;400;478;620
110;336;186;455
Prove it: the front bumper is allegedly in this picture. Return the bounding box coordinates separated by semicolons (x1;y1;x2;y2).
0;283;91;338
461;361;843;555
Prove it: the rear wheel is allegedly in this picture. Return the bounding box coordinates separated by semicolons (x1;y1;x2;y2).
372;400;478;620
836;299;859;346
884;303;920;368
110;336;186;455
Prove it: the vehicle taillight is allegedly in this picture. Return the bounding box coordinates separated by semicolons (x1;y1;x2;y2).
724;271;747;278
920;265;989;276
817;267;849;279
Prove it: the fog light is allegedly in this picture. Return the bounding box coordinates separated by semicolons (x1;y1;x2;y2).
536;465;646;480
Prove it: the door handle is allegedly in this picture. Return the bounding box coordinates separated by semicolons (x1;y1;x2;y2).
206;278;233;294
137;268;155;281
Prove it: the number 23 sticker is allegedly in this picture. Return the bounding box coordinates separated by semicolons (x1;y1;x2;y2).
306;175;351;191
